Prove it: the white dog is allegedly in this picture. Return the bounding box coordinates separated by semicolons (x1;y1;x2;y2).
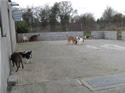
22;34;29;42
76;36;84;44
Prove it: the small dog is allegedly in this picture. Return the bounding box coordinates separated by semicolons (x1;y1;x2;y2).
29;34;40;41
19;51;32;63
76;36;84;44
22;34;29;42
10;52;24;72
67;35;77;44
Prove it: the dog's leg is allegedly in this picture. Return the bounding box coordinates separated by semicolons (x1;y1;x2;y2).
73;40;77;44
67;39;70;44
12;61;15;67
16;67;19;72
15;62;17;67
18;61;20;68
30;54;32;63
16;63;19;72
20;60;24;69
72;40;74;44
75;40;77;44
30;58;32;63
77;40;79;44
71;40;75;44
26;59;29;63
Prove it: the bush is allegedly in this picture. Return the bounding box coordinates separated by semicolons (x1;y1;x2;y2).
117;31;122;40
84;31;91;36
16;21;31;33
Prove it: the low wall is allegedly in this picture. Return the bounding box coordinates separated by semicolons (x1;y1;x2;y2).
122;31;125;40
18;31;83;42
104;31;117;40
18;31;125;42
91;31;104;39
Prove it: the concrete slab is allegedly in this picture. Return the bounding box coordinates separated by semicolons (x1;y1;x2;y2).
87;76;125;87
79;74;125;91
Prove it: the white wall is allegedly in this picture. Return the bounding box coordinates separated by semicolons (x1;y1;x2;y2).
0;1;16;93
0;28;2;93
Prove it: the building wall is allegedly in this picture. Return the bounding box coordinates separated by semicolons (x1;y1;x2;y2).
0;1;16;93
0;28;2;93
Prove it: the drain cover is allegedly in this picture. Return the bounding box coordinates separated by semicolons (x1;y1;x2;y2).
87;76;125;87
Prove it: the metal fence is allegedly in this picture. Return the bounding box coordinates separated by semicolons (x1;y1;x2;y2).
29;21;125;32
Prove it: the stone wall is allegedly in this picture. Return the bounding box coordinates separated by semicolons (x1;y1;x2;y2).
104;31;117;40
18;31;83;42
17;31;109;42
91;31;104;39
122;31;125;40
18;31;125;42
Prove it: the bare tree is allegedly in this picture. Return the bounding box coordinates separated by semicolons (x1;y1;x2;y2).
102;7;115;20
74;13;95;31
39;5;50;30
49;2;60;31
102;7;116;30
22;7;34;27
58;1;77;31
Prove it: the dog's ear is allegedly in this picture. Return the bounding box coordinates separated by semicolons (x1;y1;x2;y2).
29;51;32;53
23;51;27;54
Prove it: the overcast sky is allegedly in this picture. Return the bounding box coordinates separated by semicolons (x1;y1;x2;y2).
12;0;125;19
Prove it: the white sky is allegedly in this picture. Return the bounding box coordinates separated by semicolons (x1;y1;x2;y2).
12;0;125;19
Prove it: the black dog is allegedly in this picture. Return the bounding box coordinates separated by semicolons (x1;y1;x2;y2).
10;52;24;72
19;51;32;63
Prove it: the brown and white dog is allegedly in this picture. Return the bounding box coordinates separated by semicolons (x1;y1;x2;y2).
67;35;77;44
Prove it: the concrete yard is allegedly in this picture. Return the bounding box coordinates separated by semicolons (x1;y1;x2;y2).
10;40;125;93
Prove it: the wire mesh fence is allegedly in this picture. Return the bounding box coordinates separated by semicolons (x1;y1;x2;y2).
28;22;125;32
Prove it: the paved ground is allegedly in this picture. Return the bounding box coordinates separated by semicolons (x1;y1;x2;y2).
10;40;125;93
